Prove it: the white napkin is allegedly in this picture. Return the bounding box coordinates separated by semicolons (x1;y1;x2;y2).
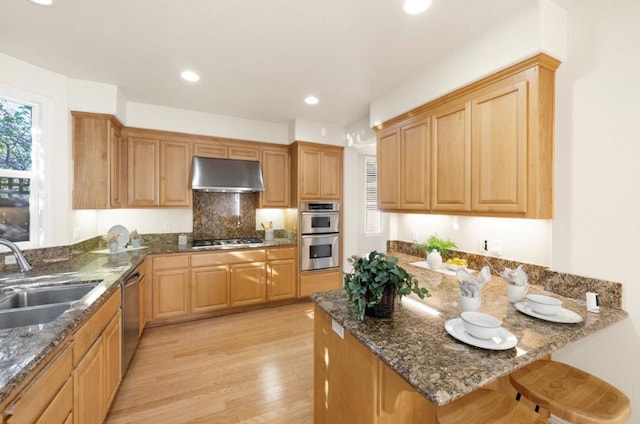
500;265;528;286
457;266;491;298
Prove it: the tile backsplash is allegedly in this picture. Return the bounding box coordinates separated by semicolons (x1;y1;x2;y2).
192;192;258;240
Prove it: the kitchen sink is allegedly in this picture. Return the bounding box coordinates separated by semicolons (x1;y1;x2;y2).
0;283;99;311
0;302;72;330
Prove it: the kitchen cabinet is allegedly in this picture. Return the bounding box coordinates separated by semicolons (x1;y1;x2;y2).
267;247;296;300
230;262;267;307
259;146;290;208
431;101;471;212
375;53;559;218
160;141;191;207
471;80;527;214
126;136;160;207
139;259;151;336
191;265;229;314
290;142;343;204
72;287;122;424
126;133;191;208
299;269;341;297
151;254;190;321
376;114;431;211
71;111;124;209
2;344;73;424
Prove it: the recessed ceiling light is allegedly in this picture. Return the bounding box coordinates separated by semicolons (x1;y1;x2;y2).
304;95;319;105
180;70;200;82
29;0;55;5
403;0;432;15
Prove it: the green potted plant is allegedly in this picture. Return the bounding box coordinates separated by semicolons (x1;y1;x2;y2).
344;251;430;321
415;234;457;269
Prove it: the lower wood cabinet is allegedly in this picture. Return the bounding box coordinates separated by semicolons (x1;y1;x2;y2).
72;288;122;424
3;344;73;424
299;269;341;297
149;248;297;325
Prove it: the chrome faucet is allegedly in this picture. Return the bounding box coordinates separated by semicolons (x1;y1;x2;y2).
0;238;32;272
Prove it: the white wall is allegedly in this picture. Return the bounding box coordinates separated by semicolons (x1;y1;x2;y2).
391;214;552;265
291;119;346;146
551;0;640;416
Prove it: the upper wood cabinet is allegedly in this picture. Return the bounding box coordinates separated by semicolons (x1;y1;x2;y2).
375;53;560;219
431;101;471;212
290;142;343;204
259;146;290;208
193;142;260;161
71;112;124;209
124;130;191;208
377;114;431;211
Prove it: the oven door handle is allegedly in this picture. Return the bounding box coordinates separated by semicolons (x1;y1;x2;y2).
123;272;141;288
301;233;339;238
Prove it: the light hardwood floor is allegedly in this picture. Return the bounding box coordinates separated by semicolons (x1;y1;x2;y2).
106;302;315;424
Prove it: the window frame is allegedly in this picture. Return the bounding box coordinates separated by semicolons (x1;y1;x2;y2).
0;83;53;248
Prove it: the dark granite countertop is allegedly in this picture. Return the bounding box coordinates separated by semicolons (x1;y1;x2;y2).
311;252;629;406
0;238;296;405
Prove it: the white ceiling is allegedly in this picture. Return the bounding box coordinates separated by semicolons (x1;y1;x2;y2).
0;0;535;126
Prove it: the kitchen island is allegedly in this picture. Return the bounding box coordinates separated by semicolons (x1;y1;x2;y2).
312;252;628;423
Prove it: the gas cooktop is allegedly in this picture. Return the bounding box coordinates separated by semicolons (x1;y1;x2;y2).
191;237;264;249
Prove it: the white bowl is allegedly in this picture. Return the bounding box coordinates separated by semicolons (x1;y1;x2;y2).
527;294;562;315
461;311;501;339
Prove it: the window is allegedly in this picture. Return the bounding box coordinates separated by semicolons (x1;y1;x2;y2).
364;155;382;234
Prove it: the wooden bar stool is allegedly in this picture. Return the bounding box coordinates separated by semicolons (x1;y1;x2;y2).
510;360;631;424
436;389;548;424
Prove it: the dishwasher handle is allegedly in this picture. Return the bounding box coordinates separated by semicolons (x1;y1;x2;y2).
123;271;141;288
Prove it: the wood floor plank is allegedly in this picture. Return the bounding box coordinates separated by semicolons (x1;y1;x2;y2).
106;303;314;424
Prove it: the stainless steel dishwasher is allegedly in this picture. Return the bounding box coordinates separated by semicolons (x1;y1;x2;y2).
122;268;141;376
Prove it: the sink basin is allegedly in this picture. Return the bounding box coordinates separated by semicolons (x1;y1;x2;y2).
0;283;99;310
0;303;72;329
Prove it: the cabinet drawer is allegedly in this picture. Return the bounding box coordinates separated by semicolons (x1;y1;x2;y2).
72;287;121;365
191;250;266;267
300;270;342;297
152;254;190;271
5;344;72;424
267;247;296;261
35;379;72;424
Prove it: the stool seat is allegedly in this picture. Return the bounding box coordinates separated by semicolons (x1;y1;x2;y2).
436;389;547;424
510;360;631;424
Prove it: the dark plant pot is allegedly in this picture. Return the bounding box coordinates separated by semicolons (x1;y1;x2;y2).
365;286;396;318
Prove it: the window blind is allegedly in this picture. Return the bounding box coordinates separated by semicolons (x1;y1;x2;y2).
364;155;382;233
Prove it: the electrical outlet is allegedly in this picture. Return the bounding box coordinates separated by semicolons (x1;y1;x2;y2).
4;255;17;265
163;222;171;231
480;239;488;252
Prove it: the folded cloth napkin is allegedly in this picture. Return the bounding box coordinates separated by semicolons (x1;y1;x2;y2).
457;266;491;298
500;265;528;286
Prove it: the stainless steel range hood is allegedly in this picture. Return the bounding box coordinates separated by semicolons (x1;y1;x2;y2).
191;156;265;192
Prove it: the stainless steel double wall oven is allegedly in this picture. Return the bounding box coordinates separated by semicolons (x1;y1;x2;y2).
300;201;340;272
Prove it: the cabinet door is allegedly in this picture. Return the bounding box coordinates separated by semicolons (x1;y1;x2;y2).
160;140;191;207
72;113;111;209
432;102;471;211
103;310;122;409
73;339;104;424
228;145;260;161
299;148;322;199
260;148;290;207
191;266;230;313
320;150;342;200
127;137;160;207
193;143;228;158
471;81;528;213
267;258;296;301
377;129;401;209
230;262;266;307
152;269;190;320
400;119;430;210
109;123;123;208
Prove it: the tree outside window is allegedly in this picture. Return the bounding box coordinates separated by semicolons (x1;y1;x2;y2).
0;98;32;242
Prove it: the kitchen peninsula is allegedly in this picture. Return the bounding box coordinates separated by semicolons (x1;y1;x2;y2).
312;251;628;423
